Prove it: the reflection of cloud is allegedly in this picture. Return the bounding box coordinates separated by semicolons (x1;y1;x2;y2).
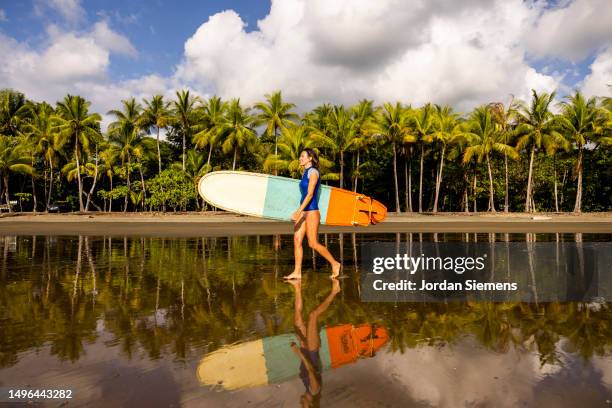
1;332;609;407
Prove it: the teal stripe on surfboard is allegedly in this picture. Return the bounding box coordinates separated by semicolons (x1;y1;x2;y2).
262;176;331;223
262;331;332;384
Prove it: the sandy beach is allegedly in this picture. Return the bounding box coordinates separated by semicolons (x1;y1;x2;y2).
1;212;611;236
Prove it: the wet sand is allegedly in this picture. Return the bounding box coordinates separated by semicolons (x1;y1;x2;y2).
1;212;611;236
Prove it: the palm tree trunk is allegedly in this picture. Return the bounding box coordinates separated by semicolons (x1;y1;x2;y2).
207;143;213;166
232;145;238;171
3;176;10;213
182;129;186;171
138;160;146;210
473;168;478;212
525;145;535;212
156;126;162;174
340;151;344;189
504;153;509;212
404;155;408;212
486;153;496;212
419;143;424;212
75;139;84;212
463;172;469;213
274;125;278;176
124;158;131;212
109;175;113;213
46;162;54;212
573;148;583;213
433;145;446;213
408;155;413;212
85;150;99;211
31;157;37;213
353;150;360;192
392;143;400;213
554;156;559;212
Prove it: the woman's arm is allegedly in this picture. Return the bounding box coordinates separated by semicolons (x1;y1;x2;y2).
291;169;319;222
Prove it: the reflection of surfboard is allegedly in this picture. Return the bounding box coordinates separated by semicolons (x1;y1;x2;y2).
197;324;389;390
198;171;387;226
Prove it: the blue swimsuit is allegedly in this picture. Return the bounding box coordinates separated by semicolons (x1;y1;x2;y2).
299;167;321;211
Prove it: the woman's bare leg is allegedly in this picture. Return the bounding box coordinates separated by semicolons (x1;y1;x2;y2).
284;216;307;279
306;278;341;350
305;211;341;278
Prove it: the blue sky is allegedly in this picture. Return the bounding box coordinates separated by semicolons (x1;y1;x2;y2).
0;0;271;79
0;0;610;128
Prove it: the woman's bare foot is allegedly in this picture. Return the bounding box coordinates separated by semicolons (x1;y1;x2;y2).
331;278;341;294
331;262;341;278
283;271;302;280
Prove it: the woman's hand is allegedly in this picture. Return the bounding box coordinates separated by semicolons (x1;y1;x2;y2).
291;210;302;222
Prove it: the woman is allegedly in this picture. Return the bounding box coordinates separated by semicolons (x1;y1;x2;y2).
284;149;341;280
288;278;341;407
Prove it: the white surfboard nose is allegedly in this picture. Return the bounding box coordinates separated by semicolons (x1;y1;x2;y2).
198;171;269;217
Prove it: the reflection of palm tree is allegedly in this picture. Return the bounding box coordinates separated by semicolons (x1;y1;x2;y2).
288;278;340;407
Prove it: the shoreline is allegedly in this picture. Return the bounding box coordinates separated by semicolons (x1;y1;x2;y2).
1;212;611;236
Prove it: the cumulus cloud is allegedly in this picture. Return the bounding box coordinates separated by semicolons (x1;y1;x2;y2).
1;0;610;134
524;0;612;62
0;21;149;130
175;0;563;112
35;0;86;24
581;47;612;97
92;21;138;57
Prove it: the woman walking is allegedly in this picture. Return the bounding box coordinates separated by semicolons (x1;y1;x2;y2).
284;149;341;280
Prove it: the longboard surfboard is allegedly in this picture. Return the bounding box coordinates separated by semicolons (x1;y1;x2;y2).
198;171;387;226
197;324;389;390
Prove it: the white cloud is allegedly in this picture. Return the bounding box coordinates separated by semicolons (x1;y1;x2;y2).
92;21;138;57
35;0;86;24
0;9;7;22
175;0;562;112
524;0;612;61
1;0;610;135
0;22;148;130
581;47;612;97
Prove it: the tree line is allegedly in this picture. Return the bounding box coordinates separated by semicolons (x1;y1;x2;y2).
0;88;610;213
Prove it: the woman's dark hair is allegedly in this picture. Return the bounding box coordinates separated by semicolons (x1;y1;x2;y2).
303;148;319;169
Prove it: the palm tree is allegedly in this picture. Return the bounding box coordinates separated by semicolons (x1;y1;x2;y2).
54;95;102;212
23;102;65;211
193;96;227;167
317;105;357;189
0;89;29;137
370;102;414;212
99;147;119;212
141;95;172;174
264;124;334;178
516;90;565;212
0;136;34;211
109;125;154;211
216;99;257;171
424;105;464;212
558;91;599;213
173;90;199;171
488;97;519;212
108;98;142;133
254;91;298;175
411;104;435;212
171;149;209;209
464;106;518;212
348;100;375;192
15;132;39;211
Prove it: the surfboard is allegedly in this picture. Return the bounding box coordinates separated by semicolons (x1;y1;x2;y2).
198;171;387;226
197;324;389;390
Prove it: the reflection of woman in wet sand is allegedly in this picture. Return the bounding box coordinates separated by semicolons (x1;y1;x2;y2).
288;278;341;407
284;149;341;280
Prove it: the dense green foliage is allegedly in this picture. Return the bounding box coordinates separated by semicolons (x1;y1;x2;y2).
0;88;610;213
